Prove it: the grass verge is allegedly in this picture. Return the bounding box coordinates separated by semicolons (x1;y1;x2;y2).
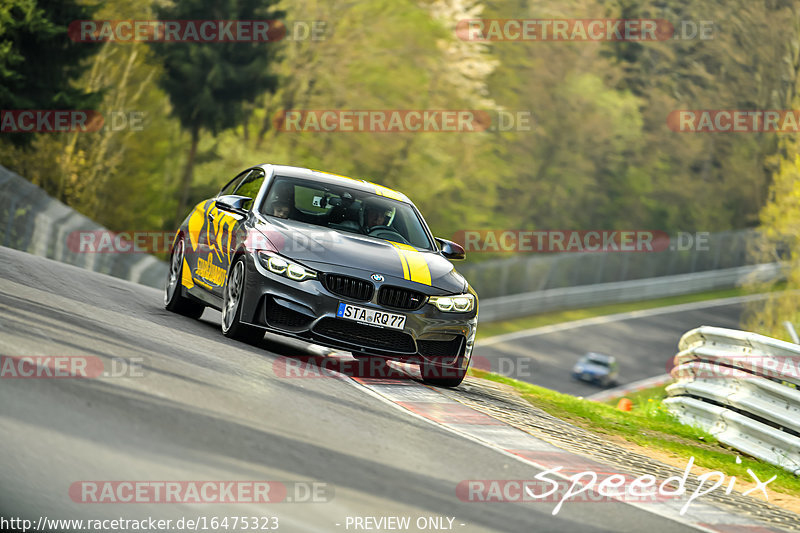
475;286;754;341
470;369;800;496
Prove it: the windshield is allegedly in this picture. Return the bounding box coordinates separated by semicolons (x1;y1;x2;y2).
260;176;434;250
583;354;611;366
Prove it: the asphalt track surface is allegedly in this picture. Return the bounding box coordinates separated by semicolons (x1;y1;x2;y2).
474;298;745;397
0;246;707;533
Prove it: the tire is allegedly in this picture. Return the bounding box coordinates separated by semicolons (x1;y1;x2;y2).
420;359;467;388
164;238;205;319
221;256;264;345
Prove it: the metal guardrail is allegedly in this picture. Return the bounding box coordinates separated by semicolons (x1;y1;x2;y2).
665;326;800;475
0;165;166;288
460;229;762;299
478;264;781;322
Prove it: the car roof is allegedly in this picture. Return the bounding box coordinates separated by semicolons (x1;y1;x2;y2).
258;164;412;204
583;352;615;362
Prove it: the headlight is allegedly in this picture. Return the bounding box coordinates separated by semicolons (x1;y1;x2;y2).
429;294;474;312
257;251;317;281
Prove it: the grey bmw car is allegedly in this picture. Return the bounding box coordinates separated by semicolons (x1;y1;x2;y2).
165;164;477;386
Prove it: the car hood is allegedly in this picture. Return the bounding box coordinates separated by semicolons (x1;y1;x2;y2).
253;218;468;293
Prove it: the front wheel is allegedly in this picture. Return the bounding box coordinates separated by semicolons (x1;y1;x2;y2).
222;257;264;345
420;360;467;387
164;238;205;319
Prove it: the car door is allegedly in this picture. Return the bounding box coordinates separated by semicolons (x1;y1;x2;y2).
187;169;251;296
205;168;266;298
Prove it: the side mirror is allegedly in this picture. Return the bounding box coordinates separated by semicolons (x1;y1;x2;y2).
215;194;251;217
435;238;466;260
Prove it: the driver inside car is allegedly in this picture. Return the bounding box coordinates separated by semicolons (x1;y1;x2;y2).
267;200;291;219
363;203;393;233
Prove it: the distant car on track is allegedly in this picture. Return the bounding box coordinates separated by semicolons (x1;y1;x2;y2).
572;352;619;387
164;164;477;387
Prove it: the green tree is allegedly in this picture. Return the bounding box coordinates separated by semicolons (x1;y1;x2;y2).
149;0;284;221
0;0;101;146
742;134;800;340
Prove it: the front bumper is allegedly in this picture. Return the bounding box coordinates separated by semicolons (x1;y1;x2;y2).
239;254;477;370
572;371;610;384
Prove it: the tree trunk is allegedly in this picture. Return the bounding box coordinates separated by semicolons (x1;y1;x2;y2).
176;127;199;224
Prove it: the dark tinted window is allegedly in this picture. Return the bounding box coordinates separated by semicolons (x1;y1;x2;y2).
261;176;434;250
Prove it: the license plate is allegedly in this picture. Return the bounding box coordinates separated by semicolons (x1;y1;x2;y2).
336;303;406;330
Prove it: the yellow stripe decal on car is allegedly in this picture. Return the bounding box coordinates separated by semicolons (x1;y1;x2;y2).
187;203;205;252
212;211;237;265
210;205;224;263
372;183;405;201
391;243;431;285
181;257;194;289
396;247;411;280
